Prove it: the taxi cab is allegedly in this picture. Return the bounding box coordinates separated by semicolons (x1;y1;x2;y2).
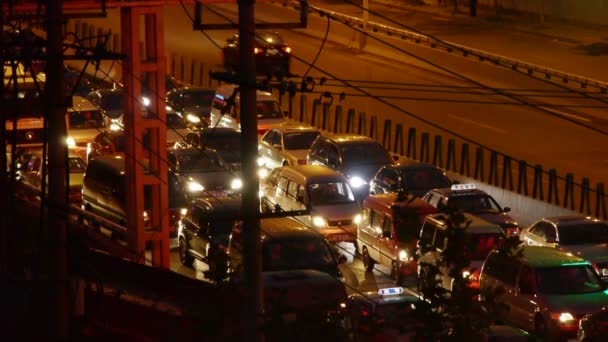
348;287;421;342
480;245;608;340
357;192;438;284
422;184;519;237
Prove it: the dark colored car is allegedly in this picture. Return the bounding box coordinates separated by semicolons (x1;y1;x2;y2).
177;196;241;272
167;147;242;204
369;162;452;198
578;307;608;342
87;129;150;162
165;87;215;128
307;134;393;201
178;127;242;171
86;88;126;123
222;31;292;78
422;184;519;237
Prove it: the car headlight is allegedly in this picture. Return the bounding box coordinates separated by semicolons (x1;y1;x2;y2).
180;208;188;216
399;249;409;261
165;105;173;111
66;136;76;148
187;181;204;192
463;270;471;278
142;96;151;107
186;114;201;124
109;123;122;131
552;312;575;323
258;168;269;178
257;156;265;167
349;176;367;188
312;216;327;228
231;178;243;190
353;214;362;225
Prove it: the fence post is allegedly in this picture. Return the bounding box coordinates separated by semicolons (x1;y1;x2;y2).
113;34;119;54
299;94;307;123
321;102;330;130
394;124;404;155
75;21;82;40
287;92;295;119
517;160;528;196
81;22;89;48
547;168;559;206
446;139;456;172
311;99;321;127
96;27;104;48
474;147;484;182
532;164;544;201
407;128;417;160
563;173;575;210
333;105;343;133
180;55;186;81
596;183;606;219
382;120;392;149
420;133;430;163
460;143;470;177
368;115;378;140
432;135;443;168
190;59;196;85
488;151;498;185
89;25;95;50
357;112;367;136
580;177;591;215
346;109;356;133
502;155;513;191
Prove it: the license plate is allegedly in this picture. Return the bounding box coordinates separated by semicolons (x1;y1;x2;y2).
267;48;278;55
328;233;353;242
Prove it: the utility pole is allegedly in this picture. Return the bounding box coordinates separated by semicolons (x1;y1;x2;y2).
238;1;263;339
46;0;70;337
0;17;7;273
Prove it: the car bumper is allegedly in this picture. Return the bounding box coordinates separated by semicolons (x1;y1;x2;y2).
318;225;357;243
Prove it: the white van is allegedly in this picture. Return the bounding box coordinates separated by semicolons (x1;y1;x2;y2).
208;84;287;135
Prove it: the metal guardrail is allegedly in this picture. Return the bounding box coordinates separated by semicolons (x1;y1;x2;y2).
275;0;608;93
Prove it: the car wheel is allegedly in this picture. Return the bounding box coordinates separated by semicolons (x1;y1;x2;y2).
534;316;548;341
391;261;403;285
362;247;375;273
179;238;194;267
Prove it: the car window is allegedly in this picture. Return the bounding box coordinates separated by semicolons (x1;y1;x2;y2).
262;130;276;144
419;221;435;247
447;194;502;213
370;210;383;230
266;169;280;188
166;113;186;129
482;252;518;286
558;222;608;245
262;238;335;272
327;145;339;167
536;266;604;295
178;151;226;172
68;157;86;173
283;131;320;150
307;182;355;205
310;138;328;160
276;176;288;195
529;222;548;239
382;216;393;238
286;181;300;199
99;92;123;112
181;90;214;108
401;168;451;190
270;131;281;146
433;228;446;250
69;110;104;129
256;100;283;119
341;142;390;167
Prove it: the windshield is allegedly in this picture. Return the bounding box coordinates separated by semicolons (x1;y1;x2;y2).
559;222;608;245
167;113;186;129
536;266;604;295
182;90;214;108
308;182;355;205
69;110;105;129
179;152;225;172
100;93;123;112
374;302;417;330
401;168;451;190
255;32;284;46
342;143;390;167
262;238;335;272
68;157;87;173
448;195;502;213
466;233;504;261
256;100;284;120
283;131;320;150
204;135;242;163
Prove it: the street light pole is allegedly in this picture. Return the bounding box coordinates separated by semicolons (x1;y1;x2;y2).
238;0;263;340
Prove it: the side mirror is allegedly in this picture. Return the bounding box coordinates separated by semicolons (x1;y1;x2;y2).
338;255;348;264
272;144;282;151
503;207;511;213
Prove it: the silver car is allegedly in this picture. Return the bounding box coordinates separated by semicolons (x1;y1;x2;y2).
520;216;608;280
258;124;321;169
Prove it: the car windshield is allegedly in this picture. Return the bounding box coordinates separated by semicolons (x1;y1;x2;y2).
182;90;214;108
262;238;335;272
179;152;225;172
69;110;105;129
448;194;502;213
255;32;284;46
536;266;604;295
204;135;241;163
466;233;504;261
256;100;284;120
167;113;186;129
374;302;417;330
308;182;355;205
99;93;123;111
341;143;390;167
68;157;87;173
283;131;320;150
401;168;451;190
558;222;608;245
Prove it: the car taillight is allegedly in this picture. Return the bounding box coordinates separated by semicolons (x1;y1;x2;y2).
284;46;292;53
254;47;260;54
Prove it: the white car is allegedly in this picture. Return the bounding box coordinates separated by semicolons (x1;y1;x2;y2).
258;124;321;170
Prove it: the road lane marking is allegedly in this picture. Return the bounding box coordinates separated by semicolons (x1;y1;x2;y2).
448;114;508;134
537;106;592;122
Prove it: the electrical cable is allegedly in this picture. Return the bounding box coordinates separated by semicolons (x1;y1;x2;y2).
179;0;224;51
308;4;608;136
302;14;330;80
